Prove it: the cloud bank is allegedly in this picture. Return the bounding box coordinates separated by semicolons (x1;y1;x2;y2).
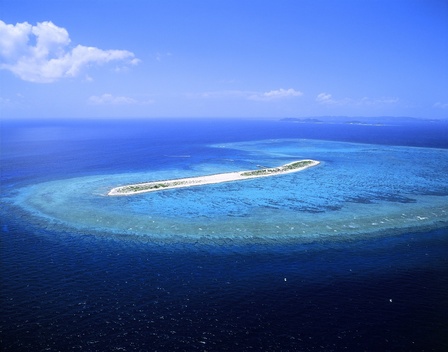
88;93;154;106
0;21;139;83
248;88;303;101
316;93;398;106
89;94;137;105
197;88;303;101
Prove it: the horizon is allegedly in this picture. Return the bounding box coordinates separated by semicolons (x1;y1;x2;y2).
2;115;448;122
1;0;447;120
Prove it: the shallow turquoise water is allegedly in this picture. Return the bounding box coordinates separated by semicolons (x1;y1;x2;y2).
9;139;448;243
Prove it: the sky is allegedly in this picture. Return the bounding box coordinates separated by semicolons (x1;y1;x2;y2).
1;0;447;119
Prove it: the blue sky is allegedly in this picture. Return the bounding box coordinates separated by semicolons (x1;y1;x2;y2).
1;0;447;119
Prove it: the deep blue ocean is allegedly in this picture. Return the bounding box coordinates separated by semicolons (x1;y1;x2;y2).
1;118;448;351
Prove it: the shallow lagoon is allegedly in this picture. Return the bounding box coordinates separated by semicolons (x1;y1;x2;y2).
10;138;448;243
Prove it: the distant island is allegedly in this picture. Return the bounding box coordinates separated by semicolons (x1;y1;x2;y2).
280;116;441;125
108;160;320;196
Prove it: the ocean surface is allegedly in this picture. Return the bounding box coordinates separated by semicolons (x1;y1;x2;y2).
1;118;448;351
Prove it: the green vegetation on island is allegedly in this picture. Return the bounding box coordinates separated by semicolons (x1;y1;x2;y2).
240;160;314;177
116;182;173;193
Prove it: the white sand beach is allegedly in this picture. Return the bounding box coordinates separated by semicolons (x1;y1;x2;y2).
108;160;320;196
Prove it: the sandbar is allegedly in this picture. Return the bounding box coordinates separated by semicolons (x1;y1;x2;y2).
108;159;320;196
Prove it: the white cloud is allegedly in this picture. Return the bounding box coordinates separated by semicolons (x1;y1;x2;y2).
89;94;138;105
195;88;303;101
0;20;140;83
0;21;33;58
155;52;172;62
249;88;303;101
434;102;448;109
316;93;398;106
359;97;399;105
316;92;335;104
88;93;154;105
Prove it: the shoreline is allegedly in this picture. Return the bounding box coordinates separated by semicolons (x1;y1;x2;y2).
108;159;320;196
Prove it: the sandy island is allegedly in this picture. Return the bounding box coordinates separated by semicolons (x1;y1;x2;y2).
108;159;320;196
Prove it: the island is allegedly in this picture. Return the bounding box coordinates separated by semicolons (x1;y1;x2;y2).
108;159;320;196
